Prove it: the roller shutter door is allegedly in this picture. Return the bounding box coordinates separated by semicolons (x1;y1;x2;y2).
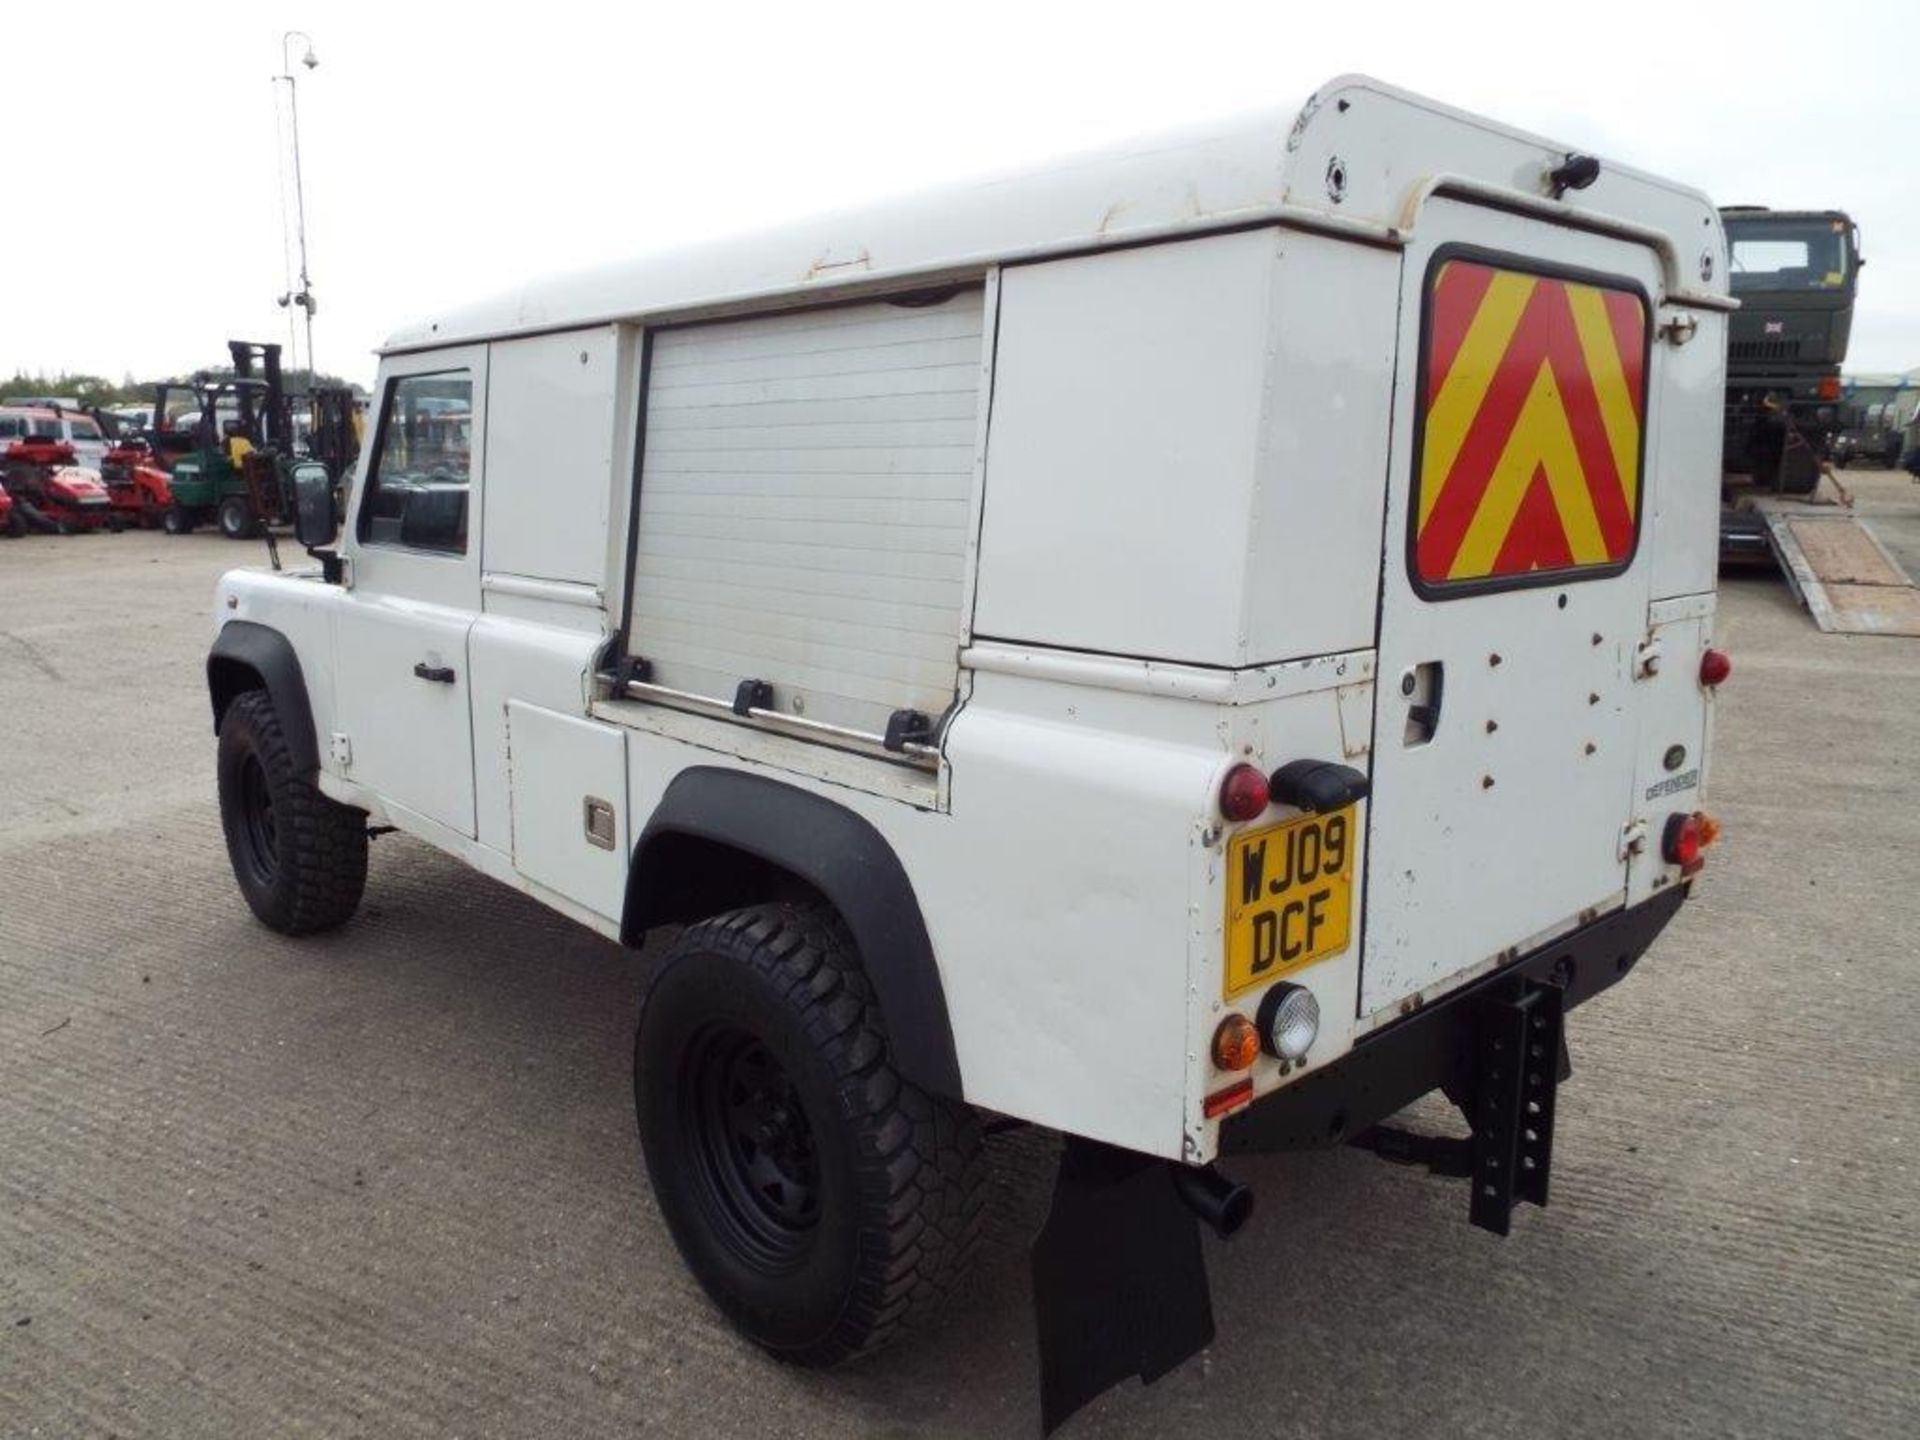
627;289;986;738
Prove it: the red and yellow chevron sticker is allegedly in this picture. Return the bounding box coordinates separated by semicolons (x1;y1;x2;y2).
1414;259;1648;588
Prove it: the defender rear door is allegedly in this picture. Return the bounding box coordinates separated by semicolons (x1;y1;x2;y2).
1362;197;1660;1020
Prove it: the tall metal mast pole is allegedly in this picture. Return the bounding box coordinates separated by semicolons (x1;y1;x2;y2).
278;32;319;381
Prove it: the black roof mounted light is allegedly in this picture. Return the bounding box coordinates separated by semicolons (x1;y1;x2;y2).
1547;153;1601;201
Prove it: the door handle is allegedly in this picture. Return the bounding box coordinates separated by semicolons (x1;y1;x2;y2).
1402;660;1444;746
412;662;456;684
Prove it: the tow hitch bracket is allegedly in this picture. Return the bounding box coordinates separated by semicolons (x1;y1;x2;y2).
1465;980;1564;1235
1352;978;1566;1237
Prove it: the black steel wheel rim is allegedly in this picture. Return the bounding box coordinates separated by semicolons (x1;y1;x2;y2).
236;752;279;887
681;1024;821;1272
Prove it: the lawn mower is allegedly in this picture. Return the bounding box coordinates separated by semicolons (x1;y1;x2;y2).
99;435;175;528
1;437;117;534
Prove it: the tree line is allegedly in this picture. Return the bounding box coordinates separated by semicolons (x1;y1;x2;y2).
1;368;365;408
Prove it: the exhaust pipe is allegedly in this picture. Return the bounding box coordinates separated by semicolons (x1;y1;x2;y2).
1171;1163;1253;1238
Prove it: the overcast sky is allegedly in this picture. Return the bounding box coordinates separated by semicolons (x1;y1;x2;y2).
7;0;1914;387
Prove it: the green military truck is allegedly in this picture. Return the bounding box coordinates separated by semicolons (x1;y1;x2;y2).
1719;207;1860;495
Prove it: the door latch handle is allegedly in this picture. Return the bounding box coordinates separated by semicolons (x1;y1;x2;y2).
412;662;456;684
1401;660;1444;746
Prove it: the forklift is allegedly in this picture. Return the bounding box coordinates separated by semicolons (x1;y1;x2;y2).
157;341;359;539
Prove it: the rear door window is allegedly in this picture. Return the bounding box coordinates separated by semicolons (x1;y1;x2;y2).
1409;252;1649;597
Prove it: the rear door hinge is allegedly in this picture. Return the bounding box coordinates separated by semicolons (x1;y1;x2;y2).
329;732;353;770
1659;312;1699;347
1634;636;1663;680
1619;817;1648;861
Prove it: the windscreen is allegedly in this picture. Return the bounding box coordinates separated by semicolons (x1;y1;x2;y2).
1726;218;1849;293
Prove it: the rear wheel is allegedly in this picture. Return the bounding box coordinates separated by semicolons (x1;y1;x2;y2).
218;495;260;540
217;689;367;934
635;903;986;1366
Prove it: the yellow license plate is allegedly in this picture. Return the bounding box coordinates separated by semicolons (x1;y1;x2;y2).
1225;806;1355;997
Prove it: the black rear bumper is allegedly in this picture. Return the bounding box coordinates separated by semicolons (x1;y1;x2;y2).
1220;885;1687;1157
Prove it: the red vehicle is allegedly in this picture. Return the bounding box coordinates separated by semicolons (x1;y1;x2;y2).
1;437;116;533
99;436;174;527
0;482;17;536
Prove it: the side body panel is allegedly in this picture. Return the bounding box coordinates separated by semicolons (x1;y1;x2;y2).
1239;233;1400;665
210;579;342;771
1645;309;1727;601
484;328;617;587
974;232;1271;664
1626;595;1716;908
616;678;1223;1157
471;613;606;857
973;226;1398;669
507;702;629;918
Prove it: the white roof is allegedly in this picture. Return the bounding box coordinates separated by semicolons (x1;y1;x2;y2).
383;74;1723;353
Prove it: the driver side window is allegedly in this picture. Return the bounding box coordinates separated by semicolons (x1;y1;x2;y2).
359;371;473;555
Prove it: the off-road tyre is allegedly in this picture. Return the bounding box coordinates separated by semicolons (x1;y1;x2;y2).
162;505;194;535
218;495;260;540
217;689;367;935
635;902;986;1367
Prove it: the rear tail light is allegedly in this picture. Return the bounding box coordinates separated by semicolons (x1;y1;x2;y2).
1700;648;1732;687
1818;375;1842;401
1219;762;1270;822
1662;811;1719;876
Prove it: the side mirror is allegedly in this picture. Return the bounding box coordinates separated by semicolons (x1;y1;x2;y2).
291;461;337;550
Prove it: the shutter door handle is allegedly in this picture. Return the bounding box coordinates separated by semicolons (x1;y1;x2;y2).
412;662;456;684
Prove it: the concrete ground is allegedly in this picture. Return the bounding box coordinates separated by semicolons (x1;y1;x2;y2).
3;481;1917;1438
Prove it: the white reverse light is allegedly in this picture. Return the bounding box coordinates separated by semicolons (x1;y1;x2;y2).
1259;984;1320;1063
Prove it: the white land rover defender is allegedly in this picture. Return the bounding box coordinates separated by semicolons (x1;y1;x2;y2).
208;76;1733;1428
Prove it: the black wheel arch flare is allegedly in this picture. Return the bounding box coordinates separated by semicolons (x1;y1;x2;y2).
625;766;963;1101
207;621;321;780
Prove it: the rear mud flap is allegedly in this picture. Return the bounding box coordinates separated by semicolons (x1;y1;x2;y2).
1031;1138;1215;1433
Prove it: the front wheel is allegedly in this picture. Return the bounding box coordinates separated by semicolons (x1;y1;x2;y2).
217;689;367;934
162;505;194;535
635;903;986;1366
